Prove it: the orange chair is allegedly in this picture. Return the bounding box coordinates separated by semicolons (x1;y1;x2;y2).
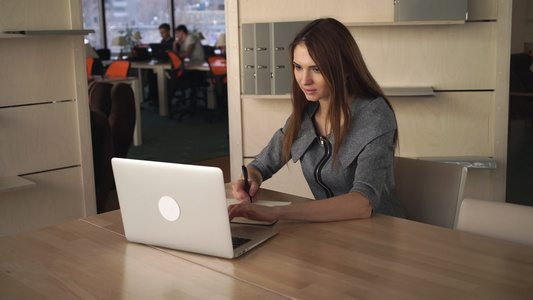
168;51;184;78
166;52;208;121
207;56;227;85
104;60;130;77
86;58;94;76
167;51;187;111
207;56;228;117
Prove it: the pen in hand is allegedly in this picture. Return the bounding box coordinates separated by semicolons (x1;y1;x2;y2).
241;165;253;203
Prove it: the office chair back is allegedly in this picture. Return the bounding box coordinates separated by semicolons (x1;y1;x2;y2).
89;82;113;116
394;157;468;229
167;51;184;78
207;56;228;104
105;60;130;78
457;198;533;246
90;108;114;214
86;58;94;76
89;82;136;212
207;56;227;84
203;45;216;59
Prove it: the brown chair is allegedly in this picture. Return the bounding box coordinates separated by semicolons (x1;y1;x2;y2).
394;157;468;229
90;109;114;214
109;83;136;158
89;81;113;116
105;60;130;78
89;82;136;213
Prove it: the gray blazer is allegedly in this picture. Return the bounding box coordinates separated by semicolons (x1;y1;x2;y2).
249;96;405;218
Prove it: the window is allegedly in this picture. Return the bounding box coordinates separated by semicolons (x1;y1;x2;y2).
173;0;225;46
82;0;103;49
105;0;170;53
82;0;226;53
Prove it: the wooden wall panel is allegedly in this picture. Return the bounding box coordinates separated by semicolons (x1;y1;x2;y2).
468;0;498;20
0;37;76;106
353;22;496;90
238;0;393;24
463;170;493;201
0;168;85;236
0;100;81;178
238;0;498;24
0;0;72;30
391;92;494;158
242;97;292;157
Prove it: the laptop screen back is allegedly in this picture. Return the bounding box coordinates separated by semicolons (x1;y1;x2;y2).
111;158;235;258
149;43;170;62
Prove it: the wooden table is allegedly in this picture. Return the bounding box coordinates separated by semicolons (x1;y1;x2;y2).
0;214;285;299
2;184;533;299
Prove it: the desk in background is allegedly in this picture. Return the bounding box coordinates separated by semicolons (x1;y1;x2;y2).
130;61;213;117
2;185;533;299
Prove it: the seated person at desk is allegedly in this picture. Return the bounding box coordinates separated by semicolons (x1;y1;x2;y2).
146;23;175;106
159;23;175;51
229;18;405;222
173;24;205;65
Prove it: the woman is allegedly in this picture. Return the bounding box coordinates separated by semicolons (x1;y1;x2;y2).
229;18;405;222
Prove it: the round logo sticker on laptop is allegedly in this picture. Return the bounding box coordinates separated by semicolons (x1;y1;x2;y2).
158;196;181;221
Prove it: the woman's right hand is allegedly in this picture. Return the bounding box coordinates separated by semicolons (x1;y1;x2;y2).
232;179;260;202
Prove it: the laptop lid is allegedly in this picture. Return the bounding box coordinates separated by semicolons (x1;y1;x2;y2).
111;158;277;259
132;46;150;61
149;43;170;62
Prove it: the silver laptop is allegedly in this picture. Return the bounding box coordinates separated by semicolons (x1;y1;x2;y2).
111;158;278;259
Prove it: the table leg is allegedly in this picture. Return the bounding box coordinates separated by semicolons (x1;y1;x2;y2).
130;79;142;146
206;80;216;109
156;66;169;116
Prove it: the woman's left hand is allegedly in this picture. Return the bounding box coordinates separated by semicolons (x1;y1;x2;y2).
228;202;278;222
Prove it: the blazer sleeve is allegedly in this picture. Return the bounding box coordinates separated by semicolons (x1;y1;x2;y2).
349;130;396;210
247;120;291;182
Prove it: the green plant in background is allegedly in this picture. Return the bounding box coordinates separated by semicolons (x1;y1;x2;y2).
119;26;136;52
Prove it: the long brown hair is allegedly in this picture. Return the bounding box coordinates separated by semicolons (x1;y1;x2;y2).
282;18;395;163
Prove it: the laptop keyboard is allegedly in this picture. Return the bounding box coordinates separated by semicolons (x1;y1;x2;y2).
232;236;252;249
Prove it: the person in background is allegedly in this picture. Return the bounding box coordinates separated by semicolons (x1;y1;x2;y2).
229;18;405;222
173;24;205;64
158;23;174;51
146;23;175;106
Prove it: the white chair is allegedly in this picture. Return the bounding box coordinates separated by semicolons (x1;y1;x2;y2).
456;198;533;246
394;157;468;229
